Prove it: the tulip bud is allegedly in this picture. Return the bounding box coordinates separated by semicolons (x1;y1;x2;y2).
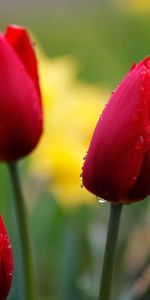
0;215;14;300
0;25;43;161
82;57;150;204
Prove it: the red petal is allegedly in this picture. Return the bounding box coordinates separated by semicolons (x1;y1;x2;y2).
128;147;150;201
5;25;40;97
0;216;13;300
82;61;150;203
0;34;42;161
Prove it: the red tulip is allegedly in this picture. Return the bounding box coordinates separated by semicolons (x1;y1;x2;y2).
0;215;14;300
0;25;42;161
82;57;150;204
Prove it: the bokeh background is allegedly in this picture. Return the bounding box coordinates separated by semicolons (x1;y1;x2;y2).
1;0;150;299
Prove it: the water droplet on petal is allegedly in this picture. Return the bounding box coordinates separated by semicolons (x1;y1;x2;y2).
97;197;107;204
133;114;138;122
99;114;104;122
81;183;85;189
140;86;144;92
8;271;13;277
141;71;146;76
129;176;137;185
80;174;85;188
135;136;144;150
83;151;88;161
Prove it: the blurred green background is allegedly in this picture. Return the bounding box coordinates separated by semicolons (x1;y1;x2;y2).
1;0;150;299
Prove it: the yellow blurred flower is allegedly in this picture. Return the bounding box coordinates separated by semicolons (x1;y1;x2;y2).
116;0;150;14
29;48;108;207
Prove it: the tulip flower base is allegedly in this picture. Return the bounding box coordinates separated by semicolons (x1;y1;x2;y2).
99;203;122;300
8;163;35;300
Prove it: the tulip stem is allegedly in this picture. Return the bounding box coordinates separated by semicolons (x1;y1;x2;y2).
8;162;35;300
98;203;123;300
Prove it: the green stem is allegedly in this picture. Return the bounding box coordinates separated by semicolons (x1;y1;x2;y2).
8;162;35;300
99;203;123;300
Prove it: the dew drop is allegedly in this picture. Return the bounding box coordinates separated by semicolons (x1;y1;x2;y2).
81;183;85;189
83;151;88;161
97;197;107;204
141;71;146;76
140;86;144;92
80;173;85;188
129;176;137;185
135;136;144;150
133;114;138;122
99;115;103;122
9;271;13;277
